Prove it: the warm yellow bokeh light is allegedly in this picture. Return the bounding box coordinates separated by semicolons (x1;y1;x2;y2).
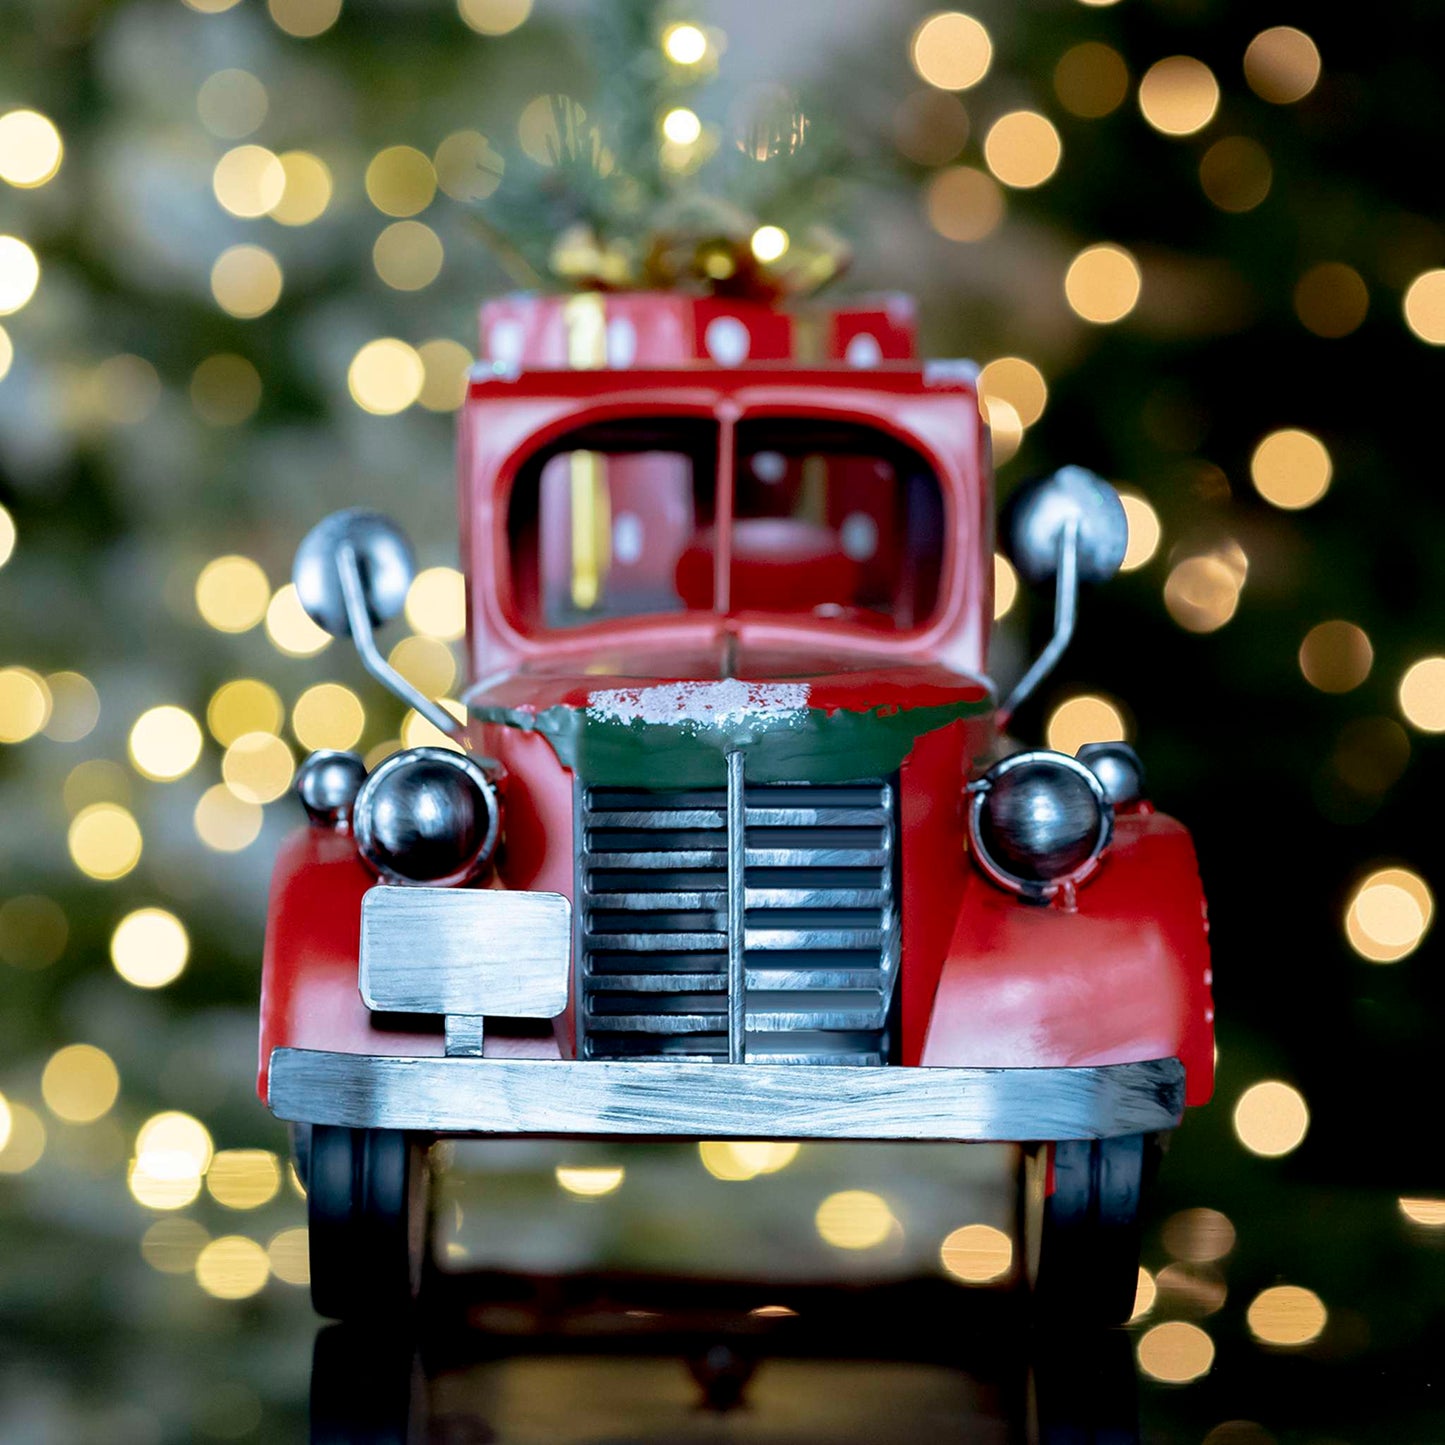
0;325;12;384
1199;137;1272;213
1046;694;1127;755
1294;262;1368;338
0;1095;10;1153
1244;27;1321;105
1399;657;1445;732
1136;1321;1215;1383
1118;492;1161;571
196;1235;271;1298
0;666;51;743
373;220;444;291
1065;243;1141;324
517;95;590;168
292;682;365;752
111;908;189;990
980;396;1022;466
815;1189;895;1249
697;1140;800;1181
1399;1197;1445;1227
197;69;268;140
265;583;332;657
208;679;284;746
662;22;708;65
68;803;142;880
983;111;1061;189
405;566;467;641
1054;42;1129;119
1249;428;1331;509
417;338;473;412
1162;1207;1237;1263
0;110;64;188
194;784;264;852
893;90;970;167
400;699;466;752
910;12;993;92
458;0;531;35
1403;270;1445;345
1247;1285;1327;1346
222;730;295;804
142;1217;210;1275
750;225;789;263
62;759;130;815
993;553;1019;621
1138;56;1220;137
208;1149;282;1209
136;1111;213;1182
1344;867;1433;964
270;150;333;225
348;337;425;415
926;165;1005;243
185;0;243;10
268;1226;311;1284
210;244;283;319
388;635;458;697
365;145;436;218
0;502;13;567
978;357;1047;428
555;1164;625;1197
267;0;342;39
434;130;505;202
0;236;41;315
660;108;701;148
939;1223;1012;1283
212;145;285;219
1233;1080;1309;1157
128;705;204;781
1164;555;1241;633
41;1043;120;1124
191;354;262;426
1130;1267;1158;1322
0;1103;46;1174
1298;620;1372;694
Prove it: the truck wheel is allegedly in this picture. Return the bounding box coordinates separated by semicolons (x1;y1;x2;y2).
308;1125;431;1321
1018;1133;1163;1328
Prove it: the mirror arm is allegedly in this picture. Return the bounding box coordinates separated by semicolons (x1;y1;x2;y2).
337;542;462;739
998;517;1080;730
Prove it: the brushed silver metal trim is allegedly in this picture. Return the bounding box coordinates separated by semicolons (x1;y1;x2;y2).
726;749;747;1064
444;1015;486;1057
267;1049;1186;1142
359;887;571;1018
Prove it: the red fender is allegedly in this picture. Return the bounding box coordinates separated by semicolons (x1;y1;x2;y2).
920;807;1214;1107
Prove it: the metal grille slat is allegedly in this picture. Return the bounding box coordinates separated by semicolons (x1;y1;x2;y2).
578;777;897;1064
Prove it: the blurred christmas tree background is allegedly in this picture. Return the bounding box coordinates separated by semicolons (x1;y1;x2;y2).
2;0;1445;1440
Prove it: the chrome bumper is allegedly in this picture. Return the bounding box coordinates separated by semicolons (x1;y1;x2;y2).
267;1049;1184;1143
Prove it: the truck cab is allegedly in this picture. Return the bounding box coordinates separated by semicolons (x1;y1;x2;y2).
259;290;1212;1325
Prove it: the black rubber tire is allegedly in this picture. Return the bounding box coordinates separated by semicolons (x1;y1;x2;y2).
1031;1325;1140;1444
308;1126;431;1321
1021;1132;1163;1328
309;1324;424;1444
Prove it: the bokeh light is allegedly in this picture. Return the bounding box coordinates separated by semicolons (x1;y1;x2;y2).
1136;1321;1215;1383
983;111;1061;189
1234;1080;1310;1157
270;150;333;225
40;672;98;742
925;166;1004;242
1131;1267;1158;1322
554;1164;625;1197
0;1104;46;1174
191;354;262;426
910;12;992;92
366;146;436;217
1046;694;1127;754
1054;42;1128;118
1065;243;1141;323
698;1140;800;1181
405;567;467;640
267;0;341;39
292;682;365;751
68;803;142;881
1247;1285;1327;1346
1138;57;1220;137
62;759;131;815
661;107;702;146
1244;27;1322;105
41;1044;120;1124
222;730;295;804
129;705;204;781
980;396;1022;465
266;583;332;657
1399;1198;1445;1227
373;221;444;290
194;784;264;852
196;70;268;140
0;109;64;188
129;1110;213;1210
417;338;473;412
434;131;505;202
662;22;707;65
400;699;466;751
0;503;13;567
0;326;11;384
207;1149;282;1209
993;553;1018;621
1402;270;1445;344
892;91;970;166
196;1235;270;1298
268;1227;311;1284
349;338;425;415
458;0;531;35
1250;428;1331;509
1118;492;1161;570
1162;1207;1236;1263
208;678;284;745
388;636;458;697
142;1217;210;1275
212;145;285;219
750;225;789;263
1344;867;1433;963
1399;657;1445;731
939;1223;1012;1283
111;908;189;989
0;667;51;743
1294;263;1368;338
210;244;283;319
0;236;40;315
815;1189;895;1249
1199;137;1272;213
977;356;1047;427
1298;621;1372;693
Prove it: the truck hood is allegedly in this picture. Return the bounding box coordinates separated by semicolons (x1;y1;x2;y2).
466;642;993;787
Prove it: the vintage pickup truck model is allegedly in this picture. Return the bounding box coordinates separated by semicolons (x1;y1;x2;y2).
259;290;1213;1324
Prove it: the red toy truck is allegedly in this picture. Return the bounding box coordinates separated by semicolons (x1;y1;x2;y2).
259;290;1213;1325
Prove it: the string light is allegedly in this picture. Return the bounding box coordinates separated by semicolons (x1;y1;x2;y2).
196;1235;270;1298
1295;262;1368;338
661;108;702;146
1345;867;1433;963
1244;28;1322;105
1249;428;1331;509
892;91;970;166
292;682;365;751
1246;1285;1327;1346
142;1217;210;1274
208;679;284;745
750;225;789;263
1298;621;1372;693
348;338;425;414
1136;1321;1215;1382
1403;270;1445;344
417;339;473;412
128;705;204;781
977;357;1047;427
457;0;531;35
434;131;505;202
194;784;263;852
210;245;283;319
910;12;992;92
1233;1080;1309;1157
0;1103;45;1173
554;1164;625;1196
68;803;142;880
267;0;342;39
925;166;1004;242
197;70;268;140
698;1141;799;1180
0;328;11;383
130;1111;212;1209
939;1223;1012;1282
1118;492;1162;570
1162;1207;1236;1262
1138;57;1220;137
0;236;40;315
222;731;295;804
365;146;436;217
373;221;444;290
983;111;1061;189
212;145;285;218
1399;657;1445;731
405;567;467;640
389;636;457;696
1047;695;1127;754
993;554;1019;620
0;110;64;188
270;151;332;225
111;908;189;989
0;667;51;743
41;1044;120;1123
1065;243;1141;324
1054;43;1128;118
0;502;13;566
662;23;708;65
207;1149;282;1209
268;1227;311;1284
266;584;332;657
815;1190;895;1249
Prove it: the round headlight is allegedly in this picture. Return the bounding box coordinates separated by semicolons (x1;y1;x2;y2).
353;746;501;887
966;750;1112;901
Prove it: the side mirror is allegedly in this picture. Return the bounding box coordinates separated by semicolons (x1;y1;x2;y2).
292;508;460;740
999;468;1127;724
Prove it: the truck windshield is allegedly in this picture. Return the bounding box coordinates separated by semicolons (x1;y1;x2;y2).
506;417;946;632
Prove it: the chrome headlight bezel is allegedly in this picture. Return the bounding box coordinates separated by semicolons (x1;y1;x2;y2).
966;749;1113;902
353;746;501;888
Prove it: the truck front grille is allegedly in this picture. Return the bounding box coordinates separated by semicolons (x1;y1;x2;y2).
577;778;898;1064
